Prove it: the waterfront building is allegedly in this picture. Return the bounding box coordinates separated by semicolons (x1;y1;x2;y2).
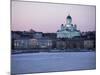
33;32;43;39
14;38;38;49
57;14;81;38
84;40;94;49
14;38;30;49
37;38;52;49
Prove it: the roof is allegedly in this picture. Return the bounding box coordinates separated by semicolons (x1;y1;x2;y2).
67;15;72;19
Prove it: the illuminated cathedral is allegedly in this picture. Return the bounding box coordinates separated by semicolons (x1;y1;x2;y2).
57;14;81;38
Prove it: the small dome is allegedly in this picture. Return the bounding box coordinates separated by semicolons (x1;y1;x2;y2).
67;15;72;19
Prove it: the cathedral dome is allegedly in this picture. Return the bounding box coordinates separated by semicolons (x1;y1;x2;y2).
67;15;72;19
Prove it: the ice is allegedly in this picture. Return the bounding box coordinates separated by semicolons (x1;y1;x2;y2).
11;52;96;74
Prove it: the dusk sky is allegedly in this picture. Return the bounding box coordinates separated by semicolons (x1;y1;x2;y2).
11;1;96;33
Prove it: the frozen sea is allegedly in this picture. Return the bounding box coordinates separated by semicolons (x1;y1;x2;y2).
11;52;96;74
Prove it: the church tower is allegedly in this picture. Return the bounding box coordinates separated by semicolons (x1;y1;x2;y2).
57;14;81;38
66;14;72;25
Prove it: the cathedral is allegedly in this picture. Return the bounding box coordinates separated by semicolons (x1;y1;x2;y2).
57;14;81;38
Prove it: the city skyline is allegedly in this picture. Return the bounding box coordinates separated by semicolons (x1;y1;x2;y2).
11;1;96;33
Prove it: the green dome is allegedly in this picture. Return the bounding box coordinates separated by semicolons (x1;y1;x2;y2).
67;15;72;19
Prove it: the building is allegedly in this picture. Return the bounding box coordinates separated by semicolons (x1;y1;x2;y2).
14;38;30;49
28;39;38;48
43;33;57;39
14;38;38;49
11;31;22;39
33;32;43;39
11;27;95;52
56;38;84;49
57;14;81;38
84;40;95;49
56;38;95;51
37;38;52;49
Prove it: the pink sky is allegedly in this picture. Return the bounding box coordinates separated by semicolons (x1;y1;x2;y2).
11;1;96;33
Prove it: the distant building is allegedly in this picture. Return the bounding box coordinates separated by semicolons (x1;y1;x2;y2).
37;38;52;49
43;33;57;39
56;40;66;49
57;14;81;38
11;27;95;52
33;32;43;39
14;38;38;49
56;39;84;49
11;31;21;39
14;38;30;49
84;40;94;49
28;39;38;48
13;37;53;49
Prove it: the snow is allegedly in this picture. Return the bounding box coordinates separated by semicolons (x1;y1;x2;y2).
11;52;96;74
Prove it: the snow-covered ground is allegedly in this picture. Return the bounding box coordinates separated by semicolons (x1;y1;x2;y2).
11;52;96;74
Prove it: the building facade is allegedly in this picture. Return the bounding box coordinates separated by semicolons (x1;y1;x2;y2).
37;38;52;49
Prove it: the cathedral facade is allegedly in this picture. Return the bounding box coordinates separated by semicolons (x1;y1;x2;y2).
57;14;81;38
